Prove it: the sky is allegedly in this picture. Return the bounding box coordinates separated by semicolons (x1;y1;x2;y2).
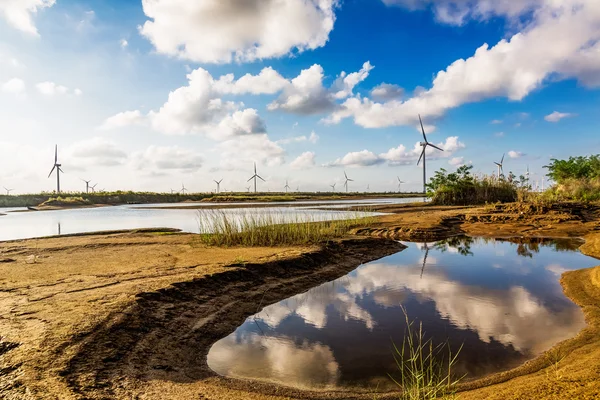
0;0;599;194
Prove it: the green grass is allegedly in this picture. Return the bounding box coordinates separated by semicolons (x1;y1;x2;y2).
388;308;464;400
196;209;376;246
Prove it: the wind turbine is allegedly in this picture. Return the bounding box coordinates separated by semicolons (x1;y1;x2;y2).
296;185;299;192
246;186;251;193
91;183;98;193
330;183;336;192
343;171;354;193
181;183;188;195
417;115;444;193
247;162;265;193
397;176;405;192
3;187;13;195
82;179;91;193
366;184;370;192
48;145;63;193
284;180;290;193
214;179;223;193
494;153;505;179
420;243;430;279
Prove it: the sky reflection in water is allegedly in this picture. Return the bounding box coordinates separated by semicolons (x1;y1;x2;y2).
207;237;597;390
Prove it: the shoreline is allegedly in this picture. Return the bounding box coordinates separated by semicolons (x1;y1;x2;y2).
1;203;600;399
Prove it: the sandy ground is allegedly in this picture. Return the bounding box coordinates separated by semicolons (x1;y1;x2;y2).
1;202;600;399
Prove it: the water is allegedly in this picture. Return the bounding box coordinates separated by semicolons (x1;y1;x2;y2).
207;237;596;390
0;197;418;241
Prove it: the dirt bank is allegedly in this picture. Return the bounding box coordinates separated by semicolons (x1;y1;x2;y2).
1;202;600;399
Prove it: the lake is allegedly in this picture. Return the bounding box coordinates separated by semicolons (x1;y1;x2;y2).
0;197;419;241
207;236;596;390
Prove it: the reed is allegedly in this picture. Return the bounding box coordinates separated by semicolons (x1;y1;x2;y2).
389;308;464;400
196;209;376;246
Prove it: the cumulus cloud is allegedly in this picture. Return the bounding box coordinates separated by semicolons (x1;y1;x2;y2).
449;156;464;166
508;150;525;159
35;81;70;96
544;111;576;123
1;78;25;95
332;61;374;99
120;39;128;48
217;134;285;169
328;136;465;167
66;137;127;167
277;130;320;145
290;151;316;169
309;131;319;144
139;0;338;63
0;0;55;36
370;83;404;100
130;145;203;171
328;1;600;130
214;67;288;95
100;110;146;130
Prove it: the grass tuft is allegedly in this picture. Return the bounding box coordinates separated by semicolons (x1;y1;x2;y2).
196;209;375;246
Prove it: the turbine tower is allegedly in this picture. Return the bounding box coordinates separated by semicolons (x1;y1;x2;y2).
397;176;405;192
214;179;223;193
48;145;63;193
343;171;354;193
247;162;265;193
417;115;444;193
82;179;91;193
3;187;13;195
284;180;290;193
494;154;505;179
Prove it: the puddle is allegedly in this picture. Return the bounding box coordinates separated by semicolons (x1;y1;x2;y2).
207;237;596;390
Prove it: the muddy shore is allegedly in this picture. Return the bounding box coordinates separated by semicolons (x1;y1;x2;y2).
1;202;600;399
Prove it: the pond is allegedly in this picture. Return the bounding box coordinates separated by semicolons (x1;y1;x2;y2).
207;237;597;390
0;197;418;241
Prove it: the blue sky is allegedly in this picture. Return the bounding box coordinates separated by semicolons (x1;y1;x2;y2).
0;0;599;193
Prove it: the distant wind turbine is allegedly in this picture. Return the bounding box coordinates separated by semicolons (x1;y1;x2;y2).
180;183;188;195
82;179;91;193
246;186;251;192
284;180;290;193
343;171;354;193
247;162;265;193
494;153;505;178
3;187;13;195
366;184;370;192
397;176;405;192
296;185;299;192
330;183;336;192
48;145;64;193
214;179;223;193
91;183;98;193
417;115;444;193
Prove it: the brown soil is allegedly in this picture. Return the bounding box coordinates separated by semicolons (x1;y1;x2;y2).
1;202;600;399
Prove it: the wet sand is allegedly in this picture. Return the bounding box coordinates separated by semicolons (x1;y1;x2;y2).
1;202;600;399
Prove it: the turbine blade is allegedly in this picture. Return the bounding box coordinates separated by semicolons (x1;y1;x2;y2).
48;165;56;178
247;176;255;182
348;178;354;182
344;171;348;179
54;145;58;163
428;143;444;152
417;148;425;165
418;114;427;142
494;162;500;167
257;175;266;182
501;153;505;164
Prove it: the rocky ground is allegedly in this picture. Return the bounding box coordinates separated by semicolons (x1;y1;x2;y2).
1;202;599;399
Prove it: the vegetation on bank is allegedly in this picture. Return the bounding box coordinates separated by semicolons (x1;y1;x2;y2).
39;196;92;207
543;155;600;201
426;165;526;205
197;209;375;246
0;191;422;208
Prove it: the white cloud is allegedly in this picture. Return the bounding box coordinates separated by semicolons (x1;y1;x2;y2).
544;111;576;123
36;81;69;96
74;88;83;96
66;137;127;167
290;151;316;169
494;131;505;137
268;64;335;115
100;110;146;130
449;156;464;166
1;78;25;95
0;0;55;36
370;83;404;101
332;61;374;99
131;145;203;171
214;67;288;95
139;0;338;63
309;131;319;144
491;119;503;124
217;134;285;169
328;1;600;130
508;150;524;159
277;130;320;145
120;39;128;48
329;136;465;167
